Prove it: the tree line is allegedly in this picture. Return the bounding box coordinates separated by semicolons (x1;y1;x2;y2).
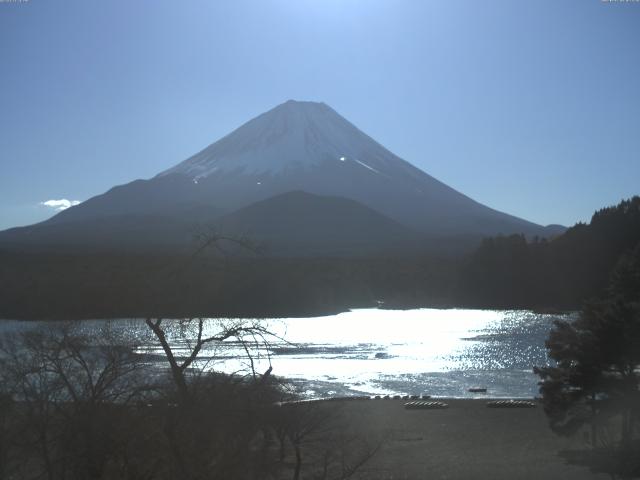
1;197;638;320
0;252;456;320
455;196;640;309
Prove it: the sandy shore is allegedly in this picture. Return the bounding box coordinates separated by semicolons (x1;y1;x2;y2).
309;398;608;480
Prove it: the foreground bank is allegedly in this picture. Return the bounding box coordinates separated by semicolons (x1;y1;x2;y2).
302;398;606;480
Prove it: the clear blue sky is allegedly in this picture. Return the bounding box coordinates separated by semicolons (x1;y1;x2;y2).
1;0;639;230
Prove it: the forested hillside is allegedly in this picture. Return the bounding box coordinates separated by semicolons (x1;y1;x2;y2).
455;196;640;309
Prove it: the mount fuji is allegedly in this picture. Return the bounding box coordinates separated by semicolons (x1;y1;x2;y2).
0;100;563;255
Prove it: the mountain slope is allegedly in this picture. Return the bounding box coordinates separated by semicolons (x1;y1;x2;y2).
215;191;423;256
0;192;422;256
0;213;203;253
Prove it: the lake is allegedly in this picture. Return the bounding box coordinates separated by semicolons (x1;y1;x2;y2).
0;308;570;399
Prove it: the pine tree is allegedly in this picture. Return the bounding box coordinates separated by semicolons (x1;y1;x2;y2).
535;244;640;450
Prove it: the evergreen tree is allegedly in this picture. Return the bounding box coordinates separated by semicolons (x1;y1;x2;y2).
535;244;640;452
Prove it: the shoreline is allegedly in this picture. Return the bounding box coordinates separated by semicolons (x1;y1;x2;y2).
0;305;577;322
281;395;540;405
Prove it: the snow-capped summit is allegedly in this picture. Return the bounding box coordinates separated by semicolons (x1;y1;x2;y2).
159;100;405;179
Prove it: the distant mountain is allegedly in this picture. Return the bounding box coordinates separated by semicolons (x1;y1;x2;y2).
216;191;422;256
0;100;564;255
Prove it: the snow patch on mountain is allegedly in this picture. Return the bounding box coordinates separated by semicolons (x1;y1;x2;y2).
354;159;380;174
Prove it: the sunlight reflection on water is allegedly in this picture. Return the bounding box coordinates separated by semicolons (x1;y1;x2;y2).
1;309;572;399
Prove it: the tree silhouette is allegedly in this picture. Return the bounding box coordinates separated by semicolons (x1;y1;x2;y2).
457;196;640;310
535;244;640;456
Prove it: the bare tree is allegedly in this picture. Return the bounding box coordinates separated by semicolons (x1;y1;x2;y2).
144;317;275;403
270;401;382;480
0;323;149;480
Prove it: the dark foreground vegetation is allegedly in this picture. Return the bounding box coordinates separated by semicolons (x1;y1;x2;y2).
534;242;640;479
0;321;380;480
1;197;639;319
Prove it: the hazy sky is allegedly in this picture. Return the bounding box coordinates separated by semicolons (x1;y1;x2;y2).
1;0;639;230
